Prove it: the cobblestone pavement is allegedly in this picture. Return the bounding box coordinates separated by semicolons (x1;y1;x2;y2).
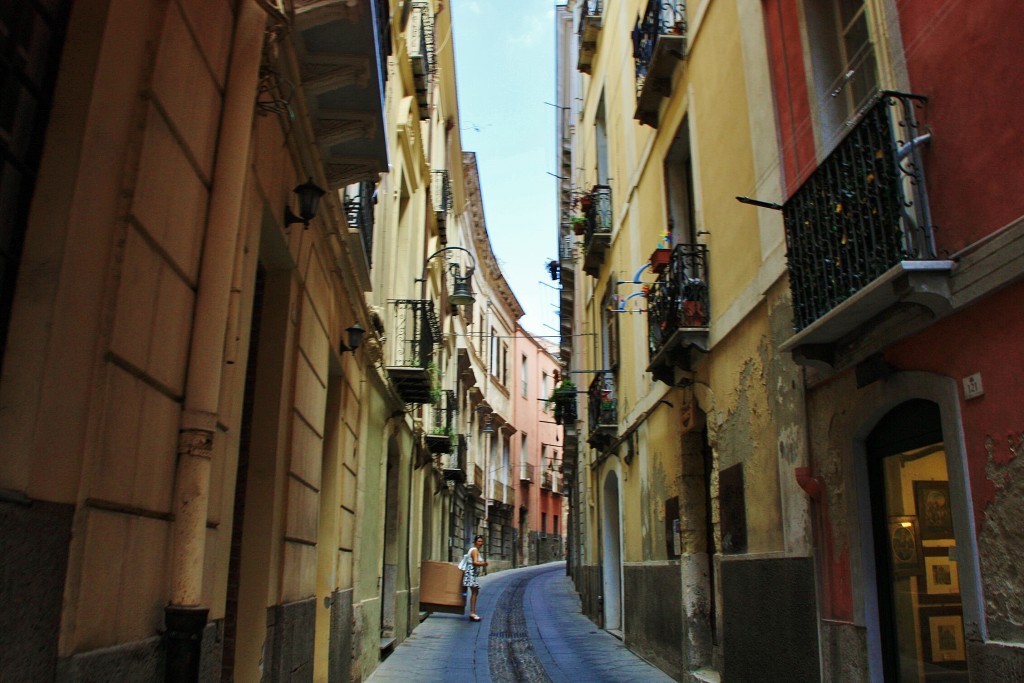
367;561;674;683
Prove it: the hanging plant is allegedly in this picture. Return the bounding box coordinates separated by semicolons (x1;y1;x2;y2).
549;378;578;426
570;214;587;235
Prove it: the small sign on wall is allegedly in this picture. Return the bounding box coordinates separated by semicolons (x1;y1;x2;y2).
962;373;984;400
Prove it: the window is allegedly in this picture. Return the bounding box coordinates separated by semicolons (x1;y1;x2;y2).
595;96;610;185
501;342;509;386
602;285;619;372
542;512;548;535
521;354;529;397
803;0;878;150
541;371;551;412
520;433;529;479
502;434;511;484
554;515;560;536
489;327;498;373
664;117;697;245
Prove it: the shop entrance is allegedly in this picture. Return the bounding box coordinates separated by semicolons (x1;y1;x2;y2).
867;399;969;682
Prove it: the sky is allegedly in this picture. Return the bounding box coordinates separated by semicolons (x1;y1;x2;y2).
448;0;560;338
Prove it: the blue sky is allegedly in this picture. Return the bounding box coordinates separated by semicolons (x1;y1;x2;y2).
449;0;560;337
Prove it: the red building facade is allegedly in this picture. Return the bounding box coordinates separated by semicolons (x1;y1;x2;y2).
763;0;1024;680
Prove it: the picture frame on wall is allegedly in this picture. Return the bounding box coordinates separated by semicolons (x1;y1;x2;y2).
914;480;954;540
924;551;960;597
888;516;923;577
919;606;967;668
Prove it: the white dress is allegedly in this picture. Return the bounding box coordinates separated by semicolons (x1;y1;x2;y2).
461;547;481;588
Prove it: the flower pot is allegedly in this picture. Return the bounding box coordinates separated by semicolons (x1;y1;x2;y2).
650;248;672;274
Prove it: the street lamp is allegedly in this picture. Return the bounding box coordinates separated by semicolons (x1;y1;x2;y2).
419;246;477;308
285;177;326;227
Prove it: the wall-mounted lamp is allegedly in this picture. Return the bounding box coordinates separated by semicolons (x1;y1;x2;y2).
285;177;326;228
482;413;495;434
419;246;477;308
338;323;365;354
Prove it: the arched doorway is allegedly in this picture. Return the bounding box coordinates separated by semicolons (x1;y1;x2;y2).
866;399;969;681
602;470;622;631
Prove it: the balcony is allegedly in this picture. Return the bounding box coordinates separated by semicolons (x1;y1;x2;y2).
781;92;953;371
491;479;507;504
577;0;603;74
587;372;618;449
646;244;709;384
292;0;390;187
520;463;536;483
407;2;435;118
633;0;687;128
583;185;613;277
431;170;451;244
468;464;484;494
426;390;457;454
385;299;440;403
344;181;375;265
444;435;468;483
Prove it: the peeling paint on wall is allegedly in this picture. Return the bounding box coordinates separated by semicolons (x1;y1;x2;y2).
979;432;1024;642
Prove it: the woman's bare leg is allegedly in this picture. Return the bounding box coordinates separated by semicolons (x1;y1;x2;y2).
470;587;479;617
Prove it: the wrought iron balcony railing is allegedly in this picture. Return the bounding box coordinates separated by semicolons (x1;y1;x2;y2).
577;0;603;74
385;299;440;403
520;462;536;482
784;92;939;335
426;389;457;453
444;435;468;483
407;1;435;118
583;185;613;277
344;180;375;268
647;243;709;352
431;169;451;243
633;1;687;127
587;372;618;448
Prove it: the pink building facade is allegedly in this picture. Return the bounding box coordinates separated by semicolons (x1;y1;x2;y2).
512;328;566;566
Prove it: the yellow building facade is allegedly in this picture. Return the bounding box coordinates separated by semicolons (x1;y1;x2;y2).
0;1;501;681
558;0;816;679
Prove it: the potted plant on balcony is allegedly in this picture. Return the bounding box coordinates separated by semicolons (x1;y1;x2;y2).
425;426;455;454
570;214;587;236
650;247;672;274
550;378;578;426
649;231;673;274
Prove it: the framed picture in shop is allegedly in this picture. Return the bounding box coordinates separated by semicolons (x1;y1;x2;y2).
919;606;967;669
914;480;954;540
887;516;923;577
919;547;961;604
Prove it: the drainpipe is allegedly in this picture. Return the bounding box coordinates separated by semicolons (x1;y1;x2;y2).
165;4;265;681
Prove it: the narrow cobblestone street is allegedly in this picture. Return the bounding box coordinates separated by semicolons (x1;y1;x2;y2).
368;562;673;683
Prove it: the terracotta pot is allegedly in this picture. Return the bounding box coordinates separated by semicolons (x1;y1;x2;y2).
650;248;672;274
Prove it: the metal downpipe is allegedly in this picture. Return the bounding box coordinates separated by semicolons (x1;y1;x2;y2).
165;2;265;680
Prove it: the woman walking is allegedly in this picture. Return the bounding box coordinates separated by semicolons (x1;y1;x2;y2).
462;535;488;621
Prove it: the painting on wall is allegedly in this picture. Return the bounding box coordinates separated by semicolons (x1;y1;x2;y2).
914;480;954;540
919;606;967;669
888;516;923;577
923;551;960;597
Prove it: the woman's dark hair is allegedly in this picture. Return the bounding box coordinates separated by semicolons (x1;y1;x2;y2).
474;534;485;543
